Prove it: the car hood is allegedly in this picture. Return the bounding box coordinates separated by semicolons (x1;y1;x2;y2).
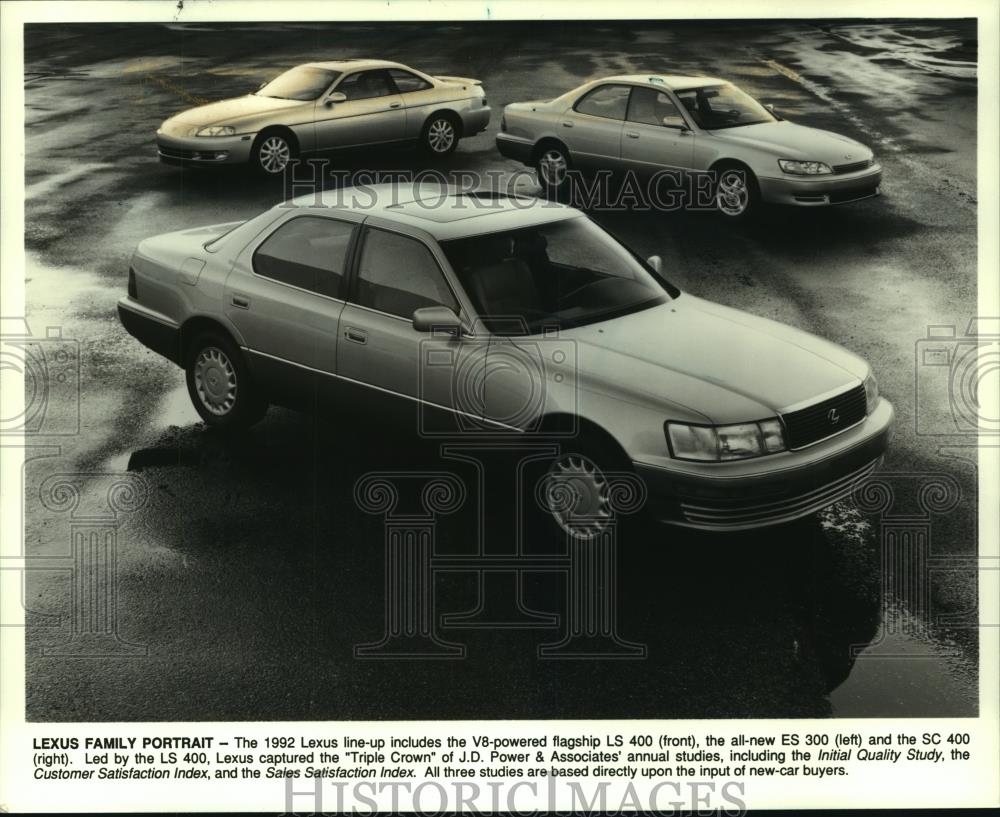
562;296;867;425
707;120;873;165
161;94;305;132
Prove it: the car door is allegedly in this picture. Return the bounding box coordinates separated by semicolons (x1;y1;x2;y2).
313;69;406;150
224;212;360;403
620;86;695;173
386;68;441;140
336;220;484;427
557;83;630;167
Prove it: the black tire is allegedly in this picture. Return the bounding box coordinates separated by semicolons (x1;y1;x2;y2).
534;142;571;196
251;129;296;176
421;113;459;157
712;162;760;220
185;331;267;430
529;431;640;544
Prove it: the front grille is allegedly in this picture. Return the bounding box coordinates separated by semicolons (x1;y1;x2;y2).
832;159;873;174
678;457;880;530
781;384;867;449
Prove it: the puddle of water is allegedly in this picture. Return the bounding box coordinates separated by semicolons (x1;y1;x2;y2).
106;383;198;472
26;162;116;202
831;626;976;716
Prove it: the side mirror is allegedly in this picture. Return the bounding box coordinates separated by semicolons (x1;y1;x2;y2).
646;255;664;274
413;305;463;333
325;91;348;107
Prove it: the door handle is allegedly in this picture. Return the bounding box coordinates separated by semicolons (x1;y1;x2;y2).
561;120;574;128
345;327;368;344
231;294;250;309
388;102;402;109
625;130;639;139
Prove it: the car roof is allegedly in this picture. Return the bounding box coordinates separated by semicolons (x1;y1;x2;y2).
300;59;411;72
288;183;581;240
600;74;728;91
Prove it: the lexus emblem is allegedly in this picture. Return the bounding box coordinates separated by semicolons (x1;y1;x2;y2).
844;153;852;159
828;408;840;424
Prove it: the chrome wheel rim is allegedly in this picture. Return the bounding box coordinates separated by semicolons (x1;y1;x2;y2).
542;454;611;540
258;135;291;173
716;169;749;216
538;149;568;186
427;119;455;153
194;346;237;416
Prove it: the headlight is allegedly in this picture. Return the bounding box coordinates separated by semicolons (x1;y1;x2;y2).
194;125;235;137
778;159;832;175
666;418;787;462
863;373;879;414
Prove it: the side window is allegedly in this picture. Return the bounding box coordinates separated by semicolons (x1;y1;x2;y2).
574;84;630;121
627;87;687;128
388;69;432;93
253;216;354;298
354;229;458;319
337;70;394;101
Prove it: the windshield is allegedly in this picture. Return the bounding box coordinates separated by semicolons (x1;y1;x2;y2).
674;83;776;130
257;67;340;101
441;217;672;334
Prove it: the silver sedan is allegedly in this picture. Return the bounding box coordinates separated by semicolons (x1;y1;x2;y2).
117;184;893;534
497;74;882;217
156;60;491;173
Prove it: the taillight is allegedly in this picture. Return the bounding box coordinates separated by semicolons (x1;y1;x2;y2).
128;268;137;299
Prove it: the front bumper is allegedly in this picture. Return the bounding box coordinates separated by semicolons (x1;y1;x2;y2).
633;397;894;531
156;130;255;167
496;133;534;165
758;164;883;206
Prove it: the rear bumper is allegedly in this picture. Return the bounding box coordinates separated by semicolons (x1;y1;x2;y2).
117;297;182;365
460;106;491;136
156;131;255;167
758;165;883;206
634;397;894;531
496;133;534;165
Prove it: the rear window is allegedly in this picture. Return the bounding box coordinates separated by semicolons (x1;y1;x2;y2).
252;216;355;298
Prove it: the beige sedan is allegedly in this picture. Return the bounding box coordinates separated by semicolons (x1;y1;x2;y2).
156;59;490;173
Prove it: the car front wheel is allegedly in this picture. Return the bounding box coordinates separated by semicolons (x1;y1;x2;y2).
252;132;294;175
713;164;760;219
185;332;267;430
534;434;638;542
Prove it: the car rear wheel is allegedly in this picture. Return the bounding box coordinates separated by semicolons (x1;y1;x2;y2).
713;163;760;219
252;132;294;175
536;144;570;194
422;114;458;156
185;332;267;430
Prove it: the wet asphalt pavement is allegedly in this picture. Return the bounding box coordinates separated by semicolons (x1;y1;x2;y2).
18;21;981;720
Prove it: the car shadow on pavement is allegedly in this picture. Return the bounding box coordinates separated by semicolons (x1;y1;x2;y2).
25;406;882;722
